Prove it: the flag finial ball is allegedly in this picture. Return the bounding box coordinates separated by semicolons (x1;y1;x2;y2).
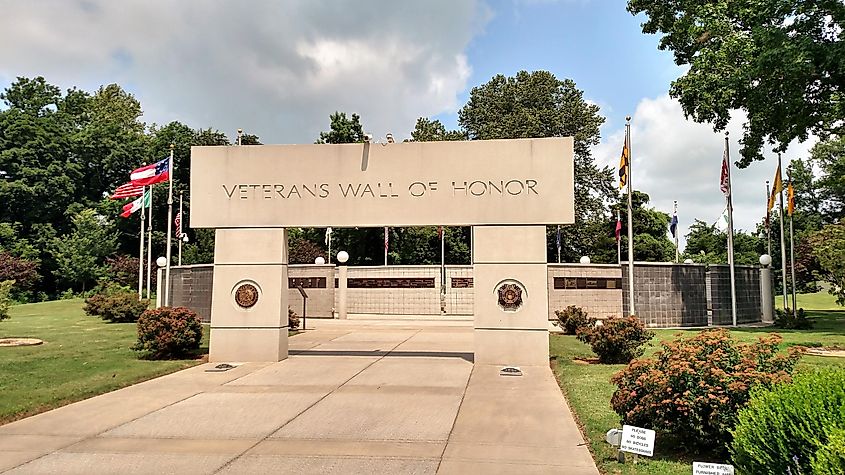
170;143;174;150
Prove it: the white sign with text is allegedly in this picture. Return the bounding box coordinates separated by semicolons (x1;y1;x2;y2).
692;462;735;475
619;425;655;457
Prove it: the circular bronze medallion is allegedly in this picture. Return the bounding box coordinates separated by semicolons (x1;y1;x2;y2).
234;283;259;308
497;283;523;311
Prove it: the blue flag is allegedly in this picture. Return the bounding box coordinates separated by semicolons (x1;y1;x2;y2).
670;213;678;238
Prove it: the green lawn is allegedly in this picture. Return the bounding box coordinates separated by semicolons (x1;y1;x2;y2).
0;299;208;424
776;289;842;311
552;294;845;475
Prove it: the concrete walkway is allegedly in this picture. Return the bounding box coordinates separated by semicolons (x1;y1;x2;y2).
0;320;598;474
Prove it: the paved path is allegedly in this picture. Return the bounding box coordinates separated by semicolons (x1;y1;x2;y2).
0;319;598;474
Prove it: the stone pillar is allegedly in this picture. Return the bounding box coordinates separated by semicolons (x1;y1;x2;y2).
337;264;348;319
760;266;774;324
209;228;289;362
473;226;549;366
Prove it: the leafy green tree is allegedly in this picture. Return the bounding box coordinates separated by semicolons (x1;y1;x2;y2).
684;219;762;266
0;77;84;232
410;118;466;142
617;191;677;262
627;0;845;167
49;209;117;291
458;70;617;262
810;221;845;305
811;135;845;221
316;112;365;144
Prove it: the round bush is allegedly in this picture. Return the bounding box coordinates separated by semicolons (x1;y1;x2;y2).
554;305;595;335
132;306;203;359
576;316;653;364
84;291;149;323
612;329;800;454
731;369;845;474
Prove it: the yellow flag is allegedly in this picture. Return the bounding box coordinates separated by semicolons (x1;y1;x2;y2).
618;141;629;189
767;165;782;210
787;181;795;216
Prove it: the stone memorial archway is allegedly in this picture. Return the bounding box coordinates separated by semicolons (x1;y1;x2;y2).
190;137;574;365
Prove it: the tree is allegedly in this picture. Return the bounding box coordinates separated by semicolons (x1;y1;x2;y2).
627;0;845;167
617;191;677;262
811;135;845;221
684;219;762;266
410;118;466;142
809;221;845;305
49;209;117;291
458;70;617;262
316;112;365;144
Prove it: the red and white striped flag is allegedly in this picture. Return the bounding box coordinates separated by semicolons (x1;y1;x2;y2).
174;211;182;237
384;226;389;251
110;182;144;200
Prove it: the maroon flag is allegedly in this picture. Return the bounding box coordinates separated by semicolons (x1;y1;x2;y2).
615;217;622;242
720;149;731;197
110;182;143;200
437;226;443;239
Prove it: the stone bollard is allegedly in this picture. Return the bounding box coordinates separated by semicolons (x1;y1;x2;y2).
760;267;774;323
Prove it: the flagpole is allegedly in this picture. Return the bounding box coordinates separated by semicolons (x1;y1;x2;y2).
788;173;797;312
177;191;183;266
146;186;153;299
138;185;146;300
777;154;788;310
440;227;446;297
327;228;332;264
765;180;772;257
625;116;636;316
164;144;174;307
674;200;679;263
725;132;738;326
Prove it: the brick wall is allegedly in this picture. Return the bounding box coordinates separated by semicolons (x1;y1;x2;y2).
621;263;709;327
547;264;622;320
708;265;761;325
168;265;214;322
288;265;335;318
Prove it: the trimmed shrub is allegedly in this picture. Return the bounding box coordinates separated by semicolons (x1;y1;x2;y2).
576;316;653;364
133;306;203;359
812;428;845;475
611;329;800;454
774;307;814;330
0;280;14;322
84;290;149;323
731;369;845;474
288;307;300;330
553;305;595;335
105;255;140;288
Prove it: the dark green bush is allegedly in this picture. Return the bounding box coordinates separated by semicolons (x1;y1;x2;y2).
576;316;653;364
0;280;14;322
812;428;845;475
288;307;300;330
553;305;595;334
132;306;203;359
731;369;845;474
613;330;800;454
84;290;149;323
774;307;814;330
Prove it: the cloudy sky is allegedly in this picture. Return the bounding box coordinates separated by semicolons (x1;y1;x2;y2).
0;0;814;248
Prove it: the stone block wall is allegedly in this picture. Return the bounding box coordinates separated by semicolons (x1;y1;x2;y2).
709;265;761;325
547;264;623;320
168;265;214;322
288;265;335;318
621;263;709;327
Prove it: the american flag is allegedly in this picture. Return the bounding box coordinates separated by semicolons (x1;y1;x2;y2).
175;211;182;237
110;182;144;200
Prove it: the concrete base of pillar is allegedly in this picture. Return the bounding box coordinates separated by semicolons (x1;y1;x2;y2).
472;225;550;367
209;327;288;362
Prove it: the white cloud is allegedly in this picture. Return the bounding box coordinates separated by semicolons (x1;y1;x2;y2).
0;0;489;143
595;95;815;251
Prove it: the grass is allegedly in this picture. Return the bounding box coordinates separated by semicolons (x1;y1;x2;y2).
551;292;845;475
776;289;842;311
0;299;208;424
